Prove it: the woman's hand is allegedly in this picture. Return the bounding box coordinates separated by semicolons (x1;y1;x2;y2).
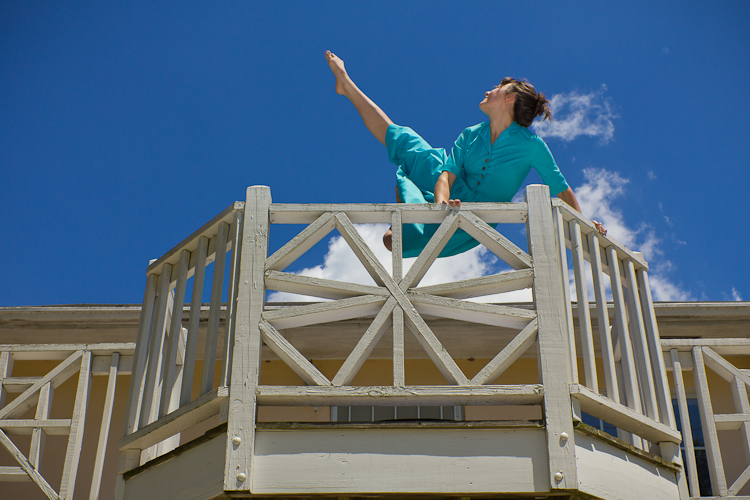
442;199;461;208
593;220;607;236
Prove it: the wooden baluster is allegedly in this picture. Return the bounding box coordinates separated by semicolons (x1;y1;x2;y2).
527;186;577;490
571;221;597;392
607;246;642;449
160;249;190;417
60;351;92;499
670;349;700;497
553;206;578;384
391;210;405;387
692;346;727;496
138;266;172;430
225;186;271;492
181;236;209;406
623;259;659;423
201;222;230;395
0;351;13;407
90;353;120;500
222;213;244;387
124;273;157;435
587;232;619;401
28;381;53;469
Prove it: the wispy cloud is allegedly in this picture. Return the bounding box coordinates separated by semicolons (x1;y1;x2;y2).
532;85;617;143
732;288;743;301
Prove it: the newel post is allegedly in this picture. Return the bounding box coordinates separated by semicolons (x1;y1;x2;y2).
224;185;271;493
525;185;577;490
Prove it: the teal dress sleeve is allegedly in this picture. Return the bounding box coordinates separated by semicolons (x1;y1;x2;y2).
529;136;569;196
439;128;469;177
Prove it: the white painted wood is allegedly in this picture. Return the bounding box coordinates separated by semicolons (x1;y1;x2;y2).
392;306;404;387
60;350;92;500
638;269;677;432
120;386;229;451
90;353;119;500
265;270;389;300
730;464;750;497
702;346;750;386
570;384;682;444
391;210;402;282
259;320;331;386
180;235;208;407
401;210;460;289
160;249;189;417
92;354;132;375
252;427;548;494
458;211;532;269
334;212;394;287
575;432;680;500
553;207;577;386
407;292;536;329
0;351;13;407
0;429;59;500
138;266;172;429
28;382;52;469
264;294;387;330
571;221;597;392
525;185;577;489
221;213;243;389
552;200;649;271
1;376;41;393
201;221;229;396
124;273;157;435
692;346;727;496
0;419;71;434
0;350;83;420
608;248;643;433
256;384;543;406
470;318;538;385
659;440;689;500
662;338;750;354
265;211;336;271
413;269;533;299
114;449;139;500
670;349;700;497
624;259;659;423
269;202;528;224
732;375;750;461
0;343;135;358
0;466;31;482
714;413;750;430
146;202;242;278
224;185;271;492
403;309;469;386
332;298;396;386
588;232;619;401
123;432;225;500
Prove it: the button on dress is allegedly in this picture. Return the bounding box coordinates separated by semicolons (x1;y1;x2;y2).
386;121;569;258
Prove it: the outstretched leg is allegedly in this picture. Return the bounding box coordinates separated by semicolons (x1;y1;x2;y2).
326;50;393;146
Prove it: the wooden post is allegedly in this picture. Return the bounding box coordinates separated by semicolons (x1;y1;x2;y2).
552;206;577;385
670;349;700;497
90;353;119;500
60;350;92;499
224;186;271;493
526;185;577;490
0;351;14;408
222;212;245;387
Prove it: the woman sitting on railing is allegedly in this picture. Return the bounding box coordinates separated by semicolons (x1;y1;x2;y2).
325;50;606;258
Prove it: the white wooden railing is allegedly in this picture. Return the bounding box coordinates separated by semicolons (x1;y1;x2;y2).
118;185;685;496
0;343;134;500
663;339;750;498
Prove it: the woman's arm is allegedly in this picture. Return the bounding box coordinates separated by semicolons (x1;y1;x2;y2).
557;187;607;235
435;171;461;207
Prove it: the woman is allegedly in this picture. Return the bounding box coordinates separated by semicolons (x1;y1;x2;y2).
325;50;606;258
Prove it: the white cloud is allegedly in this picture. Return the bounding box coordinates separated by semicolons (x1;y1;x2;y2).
732;288;743;301
572;168;692;301
531;85;617;143
648;171;657;180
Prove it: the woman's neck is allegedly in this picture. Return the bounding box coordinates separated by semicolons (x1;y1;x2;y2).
489;115;515;145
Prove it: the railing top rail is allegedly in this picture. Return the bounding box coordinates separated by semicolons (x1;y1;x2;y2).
0;343;136;359
661;338;750;353
552;199;649;271
269;202;528;224
146;201;244;277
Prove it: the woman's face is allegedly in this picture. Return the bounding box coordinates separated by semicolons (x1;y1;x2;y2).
479;84;514;116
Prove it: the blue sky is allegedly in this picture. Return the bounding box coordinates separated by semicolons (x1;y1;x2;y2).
1;1;749;306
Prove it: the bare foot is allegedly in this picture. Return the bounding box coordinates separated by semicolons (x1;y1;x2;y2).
325;50;352;96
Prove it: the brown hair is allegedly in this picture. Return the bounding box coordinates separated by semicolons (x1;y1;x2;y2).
500;77;552;128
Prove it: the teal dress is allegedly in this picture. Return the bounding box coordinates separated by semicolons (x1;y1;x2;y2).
386;121;569;258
